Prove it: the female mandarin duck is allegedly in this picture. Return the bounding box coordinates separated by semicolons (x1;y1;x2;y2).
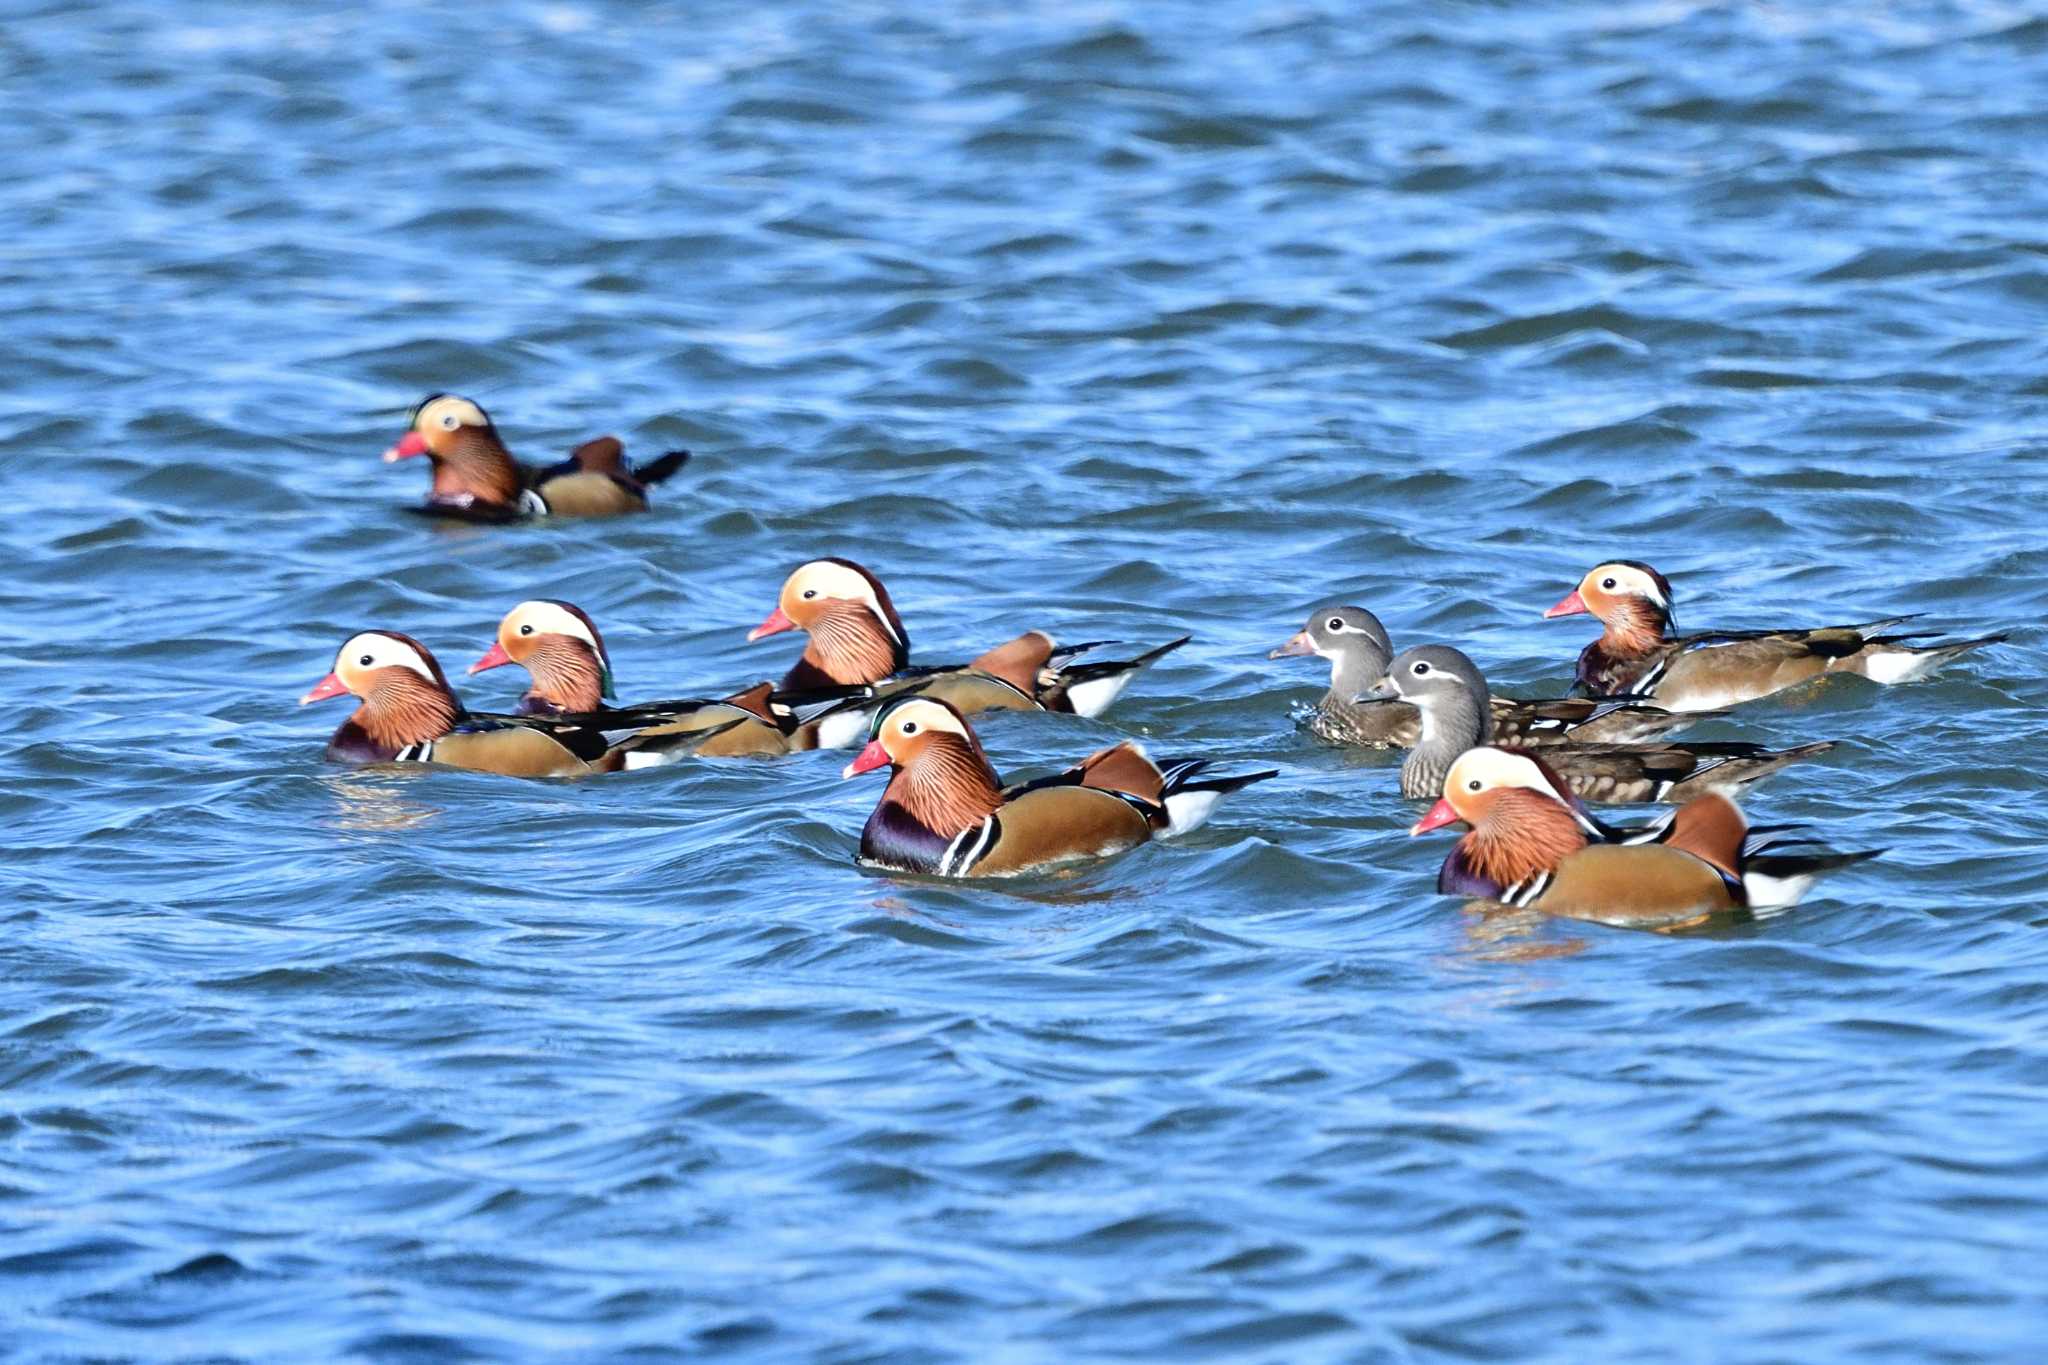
747;558;1189;746
841;696;1275;877
464;600;860;762
300;630;623;777
1269;605;1705;748
1544;561;2004;710
382;393;689;521
1411;746;1877;927
1367;644;1834;804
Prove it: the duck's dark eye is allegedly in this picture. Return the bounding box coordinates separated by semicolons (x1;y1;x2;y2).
441;413;459;429
1412;661;1431;675
1326;617;1343;631
1467;779;1482;792
801;589;817;600
1601;577;1616;590
519;624;533;635
358;654;374;667
901;721;918;735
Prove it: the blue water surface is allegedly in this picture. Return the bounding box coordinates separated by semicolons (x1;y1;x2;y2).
3;1;2047;1360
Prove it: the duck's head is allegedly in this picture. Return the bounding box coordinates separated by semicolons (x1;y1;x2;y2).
1270;605;1393;666
300;630;452;705
1544;561;1675;629
841;695;979;779
1410;746;1573;835
1362;643;1490;707
749;557;907;646
383;393;496;463
470;599;614;696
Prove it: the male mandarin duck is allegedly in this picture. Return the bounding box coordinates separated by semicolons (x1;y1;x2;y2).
382;393;689;521
465;600;864;762
1544;560;2005;710
300;630;625;777
1269;605;1704;748
1410;746;1878;927
469;600;618;715
746;558;1189;746
1366;644;1834;804
841;696;1276;877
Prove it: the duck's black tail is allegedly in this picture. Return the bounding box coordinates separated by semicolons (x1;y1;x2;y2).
637;449;691;485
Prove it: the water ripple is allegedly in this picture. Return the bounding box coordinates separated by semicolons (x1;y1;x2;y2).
1;0;2046;1360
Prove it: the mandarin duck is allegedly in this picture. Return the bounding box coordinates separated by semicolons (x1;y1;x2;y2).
1411;746;1878;927
1366;644;1834;804
1544;561;2005;710
464;599;862;762
747;558;1189;747
301;631;626;777
1270;605;1705;747
382;393;689;521
841;696;1275;878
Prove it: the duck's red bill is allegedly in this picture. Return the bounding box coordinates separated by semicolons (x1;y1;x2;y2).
1409;799;1462;835
468;641;512;674
747;606;795;641
299;672;349;706
841;740;890;779
1543;589;1588;619
382;431;429;462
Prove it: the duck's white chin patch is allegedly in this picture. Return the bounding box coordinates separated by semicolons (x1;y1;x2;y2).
621;750;673;771
1065;671;1135;719
813;705;874;751
1161;789;1221;838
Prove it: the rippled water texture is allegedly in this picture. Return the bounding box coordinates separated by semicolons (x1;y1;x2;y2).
4;1;2047;1358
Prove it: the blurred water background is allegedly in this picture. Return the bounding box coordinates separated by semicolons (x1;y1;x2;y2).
2;0;2047;1358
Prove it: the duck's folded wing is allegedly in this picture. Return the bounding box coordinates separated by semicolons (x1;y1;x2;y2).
966;787;1154;876
1535;845;1743;927
415;715;612;776
529;469;646;516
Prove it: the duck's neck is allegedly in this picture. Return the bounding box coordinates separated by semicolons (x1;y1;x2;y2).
352;673;463;750
1598;598;1671;660
1401;685;1493;800
886;735;1004;840
431;427;524;507
798;601;904;686
520;636;607;713
1324;639;1391;703
1461;791;1588;887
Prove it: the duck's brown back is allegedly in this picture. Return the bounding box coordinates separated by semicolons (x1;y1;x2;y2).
969;787;1152;876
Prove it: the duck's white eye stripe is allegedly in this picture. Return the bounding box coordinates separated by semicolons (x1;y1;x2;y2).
346;636;438;686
